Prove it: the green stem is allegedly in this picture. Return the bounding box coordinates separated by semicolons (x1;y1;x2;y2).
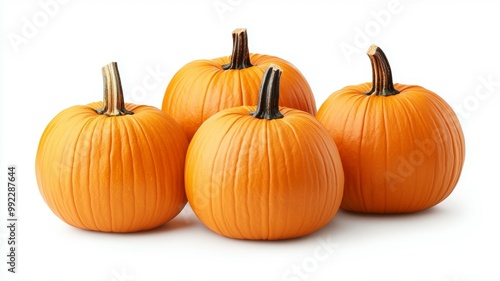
365;45;400;96
222;28;253;70
250;64;284;120
96;62;134;116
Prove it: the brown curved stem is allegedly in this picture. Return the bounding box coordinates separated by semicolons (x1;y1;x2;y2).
96;62;134;116
250;64;284;120
222;28;253;70
365;45;400;96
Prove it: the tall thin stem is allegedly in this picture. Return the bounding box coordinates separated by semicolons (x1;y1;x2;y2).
222;28;253;70
96;62;134;116
365;45;400;96
251;64;284;120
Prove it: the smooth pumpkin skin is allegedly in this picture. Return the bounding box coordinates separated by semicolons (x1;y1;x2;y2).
36;102;188;232
316;82;465;213
162;54;317;141
185;106;344;240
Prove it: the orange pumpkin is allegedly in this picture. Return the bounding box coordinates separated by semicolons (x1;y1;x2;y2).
185;65;344;240
316;45;465;213
35;62;188;232
162;28;317;141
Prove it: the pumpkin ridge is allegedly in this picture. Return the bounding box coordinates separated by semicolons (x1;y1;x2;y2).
166;111;190;219
108;117;118;231
268;118;304;238
278;116;323;237
237;116;261;237
221;115;244;236
307;117;342;234
422;94;463;205
129;114;163;230
237;69;246;106
58;112;95;229
215;116;237;237
232;117;261;239
322;95;351;208
264;120;272;239
276;121;305;237
150;113;180;228
40;112;69;225
397;93;438;210
120;117;141;231
203;115;244;235
82;116;103;229
401;93;448;211
398;92;428;212
391;94;419;212
70;114;95;228
310;117;344;222
301;123;326;234
356;97;371;212
291;118;320;234
49;112;83;227
200;69;219;124
65;115;91;228
266;122;284;237
381;98;390;213
230;117;257;238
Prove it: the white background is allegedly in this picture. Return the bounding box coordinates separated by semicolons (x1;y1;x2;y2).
1;1;499;280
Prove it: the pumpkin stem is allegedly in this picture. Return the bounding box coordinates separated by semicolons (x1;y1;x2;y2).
96;62;134;116
365;45;400;96
222;28;253;70
251;64;284;120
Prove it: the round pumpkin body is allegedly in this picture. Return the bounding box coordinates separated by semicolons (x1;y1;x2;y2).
185;65;343;240
316;46;465;213
162;28;316;141
36;63;188;232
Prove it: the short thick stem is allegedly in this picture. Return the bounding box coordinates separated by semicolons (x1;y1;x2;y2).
222;28;253;70
96;62;134;116
365;45;400;96
251;64;284;120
